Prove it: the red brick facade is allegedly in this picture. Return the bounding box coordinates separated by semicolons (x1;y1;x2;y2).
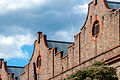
0;0;120;80
0;59;18;80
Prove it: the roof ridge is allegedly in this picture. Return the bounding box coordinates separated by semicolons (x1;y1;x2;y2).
107;1;120;4
47;40;74;44
7;66;25;68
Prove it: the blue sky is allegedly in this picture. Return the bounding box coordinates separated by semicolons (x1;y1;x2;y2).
0;0;118;67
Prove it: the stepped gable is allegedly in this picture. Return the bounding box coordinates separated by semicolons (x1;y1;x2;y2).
7;66;24;80
0;59;24;80
1;0;120;80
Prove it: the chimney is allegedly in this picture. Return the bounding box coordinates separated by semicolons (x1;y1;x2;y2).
37;32;42;43
93;0;97;5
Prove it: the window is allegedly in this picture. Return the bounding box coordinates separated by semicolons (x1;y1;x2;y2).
90;16;92;24
35;51;42;73
62;67;64;72
37;55;41;69
92;20;100;39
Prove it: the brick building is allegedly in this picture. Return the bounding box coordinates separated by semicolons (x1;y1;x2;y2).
0;0;120;80
0;59;24;80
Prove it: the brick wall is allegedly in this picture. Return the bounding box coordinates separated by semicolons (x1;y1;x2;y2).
0;59;18;80
21;0;120;80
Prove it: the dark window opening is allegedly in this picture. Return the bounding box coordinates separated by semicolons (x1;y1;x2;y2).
102;16;104;20
62;67;64;72
61;52;63;58
92;20;100;39
37;55;41;69
90;16;92;24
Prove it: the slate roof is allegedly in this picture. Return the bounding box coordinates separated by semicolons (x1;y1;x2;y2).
107;1;120;9
47;40;74;56
7;66;24;80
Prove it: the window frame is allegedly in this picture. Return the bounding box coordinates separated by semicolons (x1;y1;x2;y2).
35;51;42;73
37;55;41;69
92;20;100;39
91;16;102;42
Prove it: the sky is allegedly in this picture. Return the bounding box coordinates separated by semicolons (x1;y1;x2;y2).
0;0;119;67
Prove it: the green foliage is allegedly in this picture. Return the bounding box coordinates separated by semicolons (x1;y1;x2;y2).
66;62;118;80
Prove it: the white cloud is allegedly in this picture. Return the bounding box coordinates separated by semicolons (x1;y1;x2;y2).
0;0;49;14
51;27;79;42
73;3;88;15
0;34;34;59
108;0;120;1
73;0;120;15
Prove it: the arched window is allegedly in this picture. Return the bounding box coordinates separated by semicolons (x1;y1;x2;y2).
92;20;100;39
35;51;42;73
37;55;41;69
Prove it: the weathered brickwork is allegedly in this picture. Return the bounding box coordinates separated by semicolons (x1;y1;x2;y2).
20;0;120;80
0;59;18;80
0;0;120;80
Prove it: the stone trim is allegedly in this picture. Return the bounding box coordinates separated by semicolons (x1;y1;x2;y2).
74;32;81;37
60;55;68;60
80;0;118;31
43;35;52;50
55;51;63;56
0;59;18;79
29;34;52;62
20;72;25;76
80;1;93;31
90;15;102;42
29;40;37;62
48;44;120;80
67;44;74;48
103;0;115;11
105;50;120;64
35;51;43;74
3;61;8;75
